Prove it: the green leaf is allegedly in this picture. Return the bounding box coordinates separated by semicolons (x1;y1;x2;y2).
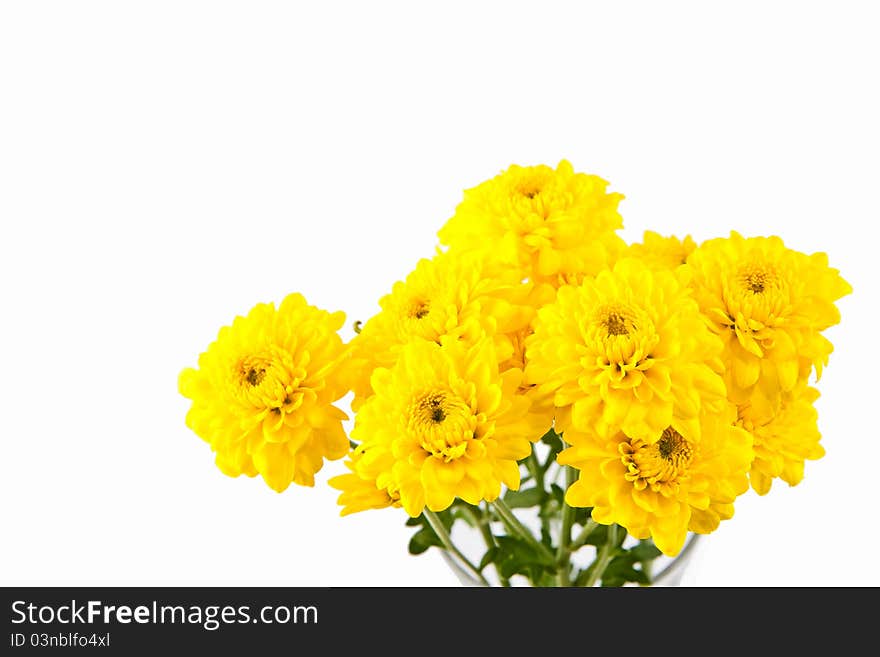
492;535;556;581
573;507;592;526
601;565;648;587
493;535;556;581
408;527;442;555
583;524;608;547
536;570;558;587
573;539;661;587
478;547;498;572
540;428;563;453
630;540;662;562
503;487;544;509
601;551;649;587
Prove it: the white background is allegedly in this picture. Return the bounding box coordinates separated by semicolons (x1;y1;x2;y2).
1;1;877;587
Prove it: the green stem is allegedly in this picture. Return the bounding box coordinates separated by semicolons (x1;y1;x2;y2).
460;504;511;587
460;504;495;549
585;524;618;587
492;498;555;564
555;465;577;586
424;510;490;587
527;451;552;542
528;451;545;491
569;519;599;553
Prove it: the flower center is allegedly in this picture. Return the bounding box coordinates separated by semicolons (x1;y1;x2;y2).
738;263;779;295
518;183;541;199
620;427;694;493
512;168;554;204
245;366;264;386
720;260;790;336
657;427;691;463
603;311;630;336
390;291;446;344
232;352;303;414
239;357;271;388
407;299;431;319
424;393;447;423
583;303;658;386
593;304;639;338
407;390;476;462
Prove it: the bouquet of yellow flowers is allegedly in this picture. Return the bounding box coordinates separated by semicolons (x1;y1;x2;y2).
178;160;851;587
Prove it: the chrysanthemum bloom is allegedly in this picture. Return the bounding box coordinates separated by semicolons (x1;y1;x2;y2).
525;257;726;443
327;451;401;516
349;337;548;517
558;404;754;556
493;282;559;423
736;383;823;495
626;230;697;271
347;250;542;410
686;231;852;405
437;160;626;286
178;293;350;493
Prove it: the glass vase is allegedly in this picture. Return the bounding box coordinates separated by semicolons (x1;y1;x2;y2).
437;506;701;587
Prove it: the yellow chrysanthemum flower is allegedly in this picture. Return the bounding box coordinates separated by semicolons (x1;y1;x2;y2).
686;231;852;405
492;335;555;438
525;257;726;443
626;230;697;271
347;250;540;410
558;404;754;556
327;451;401;516
349;338;548;517
437;160;626;286
178;293;350;493
736;383;824;495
